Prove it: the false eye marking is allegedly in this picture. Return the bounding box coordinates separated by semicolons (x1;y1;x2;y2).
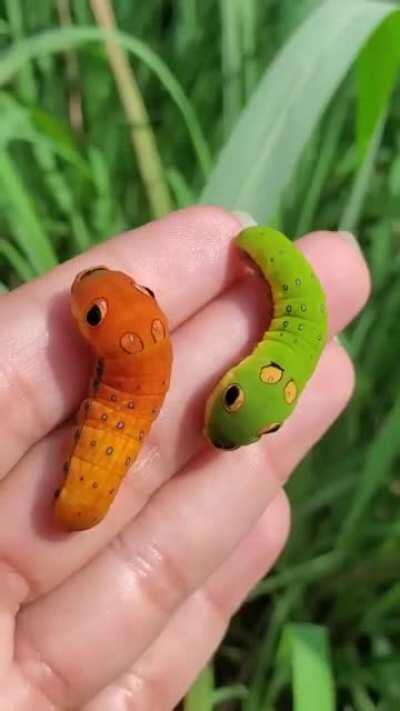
86;298;108;327
120;332;144;354
284;380;297;404
151;319;166;342
260;362;284;384
222;384;245;413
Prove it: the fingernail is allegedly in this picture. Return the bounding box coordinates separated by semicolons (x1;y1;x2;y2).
232;210;258;228
337;231;362;252
334;333;349;351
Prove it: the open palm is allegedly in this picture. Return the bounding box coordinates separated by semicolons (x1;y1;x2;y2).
0;207;369;710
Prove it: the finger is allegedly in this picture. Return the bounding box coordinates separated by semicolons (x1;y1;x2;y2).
0;233;367;602
15;342;353;708
84;491;290;711
0;206;241;475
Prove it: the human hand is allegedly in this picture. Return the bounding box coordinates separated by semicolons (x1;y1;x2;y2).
0;208;370;710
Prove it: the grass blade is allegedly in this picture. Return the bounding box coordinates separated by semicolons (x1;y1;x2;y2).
90;0;172;218
338;393;400;549
0;26;211;179
201;0;398;221
220;0;243;138
0;238;35;282
278;624;335;711
184;663;214;711
295;94;348;236
340;115;385;234
0;149;58;273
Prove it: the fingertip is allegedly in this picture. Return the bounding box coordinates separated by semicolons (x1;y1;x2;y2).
259;490;291;557
299;230;371;335
154;204;242;238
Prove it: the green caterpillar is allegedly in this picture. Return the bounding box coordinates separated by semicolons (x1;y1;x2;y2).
205;226;328;450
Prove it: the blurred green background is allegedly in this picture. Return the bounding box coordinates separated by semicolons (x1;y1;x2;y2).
1;0;400;709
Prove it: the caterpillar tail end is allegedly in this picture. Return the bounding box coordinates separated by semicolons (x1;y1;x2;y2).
54;489;107;532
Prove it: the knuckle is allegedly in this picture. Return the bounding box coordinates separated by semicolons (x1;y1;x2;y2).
110;528;190;618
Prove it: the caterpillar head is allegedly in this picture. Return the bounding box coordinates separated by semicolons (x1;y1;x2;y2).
71;266;168;359
204;357;297;450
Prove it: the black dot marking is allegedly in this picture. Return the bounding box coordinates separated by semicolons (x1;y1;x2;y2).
295;278;302;286
225;385;239;407
152;408;157;415
86;304;102;327
92;378;100;389
106;447;113;455
63;462;69;473
110;394;117;402
283;284;288;291
283;321;289;328
125;457;131;466
223;384;244;412
54;488;60;499
101;413;108;421
90;440;96;447
286;305;292;313
116;421;125;429
318;335;322;341
74;429;80;441
298;324;304;331
92;481;98;489
80;476;84;481
270;257;274;263
301;304;307;312
128;401;134;409
139;431;144;441
109;488;115;495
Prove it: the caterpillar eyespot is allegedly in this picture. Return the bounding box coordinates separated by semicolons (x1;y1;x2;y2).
85;298;108;327
54;266;173;531
204;226;328;450
223;384;244;412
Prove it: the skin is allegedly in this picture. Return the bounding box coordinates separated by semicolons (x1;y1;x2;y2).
55;268;172;530
205;226;328;449
0;207;370;710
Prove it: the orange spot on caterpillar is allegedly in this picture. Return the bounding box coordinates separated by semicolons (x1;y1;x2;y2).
151;318;165;342
120;332;144;354
284;380;297;405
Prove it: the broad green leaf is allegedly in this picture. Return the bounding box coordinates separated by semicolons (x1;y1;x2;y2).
357;10;400;160
200;0;398;222
278;624;335;711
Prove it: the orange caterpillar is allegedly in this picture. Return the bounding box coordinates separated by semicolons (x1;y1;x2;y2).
54;267;173;531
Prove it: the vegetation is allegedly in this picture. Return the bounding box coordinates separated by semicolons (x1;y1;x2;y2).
1;0;400;708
